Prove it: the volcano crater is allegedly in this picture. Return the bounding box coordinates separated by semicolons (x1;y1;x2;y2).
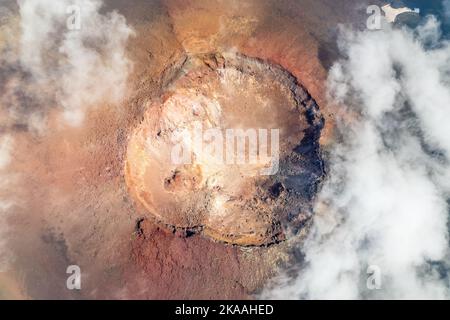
125;52;324;246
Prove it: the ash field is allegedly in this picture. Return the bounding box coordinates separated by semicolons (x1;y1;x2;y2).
2;0;450;300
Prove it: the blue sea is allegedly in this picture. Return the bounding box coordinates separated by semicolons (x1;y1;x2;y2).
398;0;450;36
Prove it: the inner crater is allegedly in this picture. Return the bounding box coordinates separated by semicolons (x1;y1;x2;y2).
125;52;324;246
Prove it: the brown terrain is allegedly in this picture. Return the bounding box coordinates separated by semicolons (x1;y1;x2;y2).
0;0;380;299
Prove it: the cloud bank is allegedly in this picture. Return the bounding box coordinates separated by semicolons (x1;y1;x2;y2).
263;17;450;299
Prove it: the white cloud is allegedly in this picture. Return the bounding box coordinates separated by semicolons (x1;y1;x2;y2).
263;18;450;299
17;0;134;126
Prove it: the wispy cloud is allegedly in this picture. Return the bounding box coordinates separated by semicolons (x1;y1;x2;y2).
0;0;134;272
263;17;450;299
3;0;134;127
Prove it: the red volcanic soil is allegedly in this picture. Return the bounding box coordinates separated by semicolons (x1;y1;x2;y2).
128;219;280;299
